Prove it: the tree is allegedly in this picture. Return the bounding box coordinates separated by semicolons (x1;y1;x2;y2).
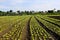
0;11;2;13
57;10;60;13
48;10;54;13
10;10;13;13
17;10;21;15
25;11;29;15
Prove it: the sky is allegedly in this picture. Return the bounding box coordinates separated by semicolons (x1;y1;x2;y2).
0;0;60;11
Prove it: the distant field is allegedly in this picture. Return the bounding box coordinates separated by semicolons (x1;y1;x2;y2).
0;15;60;40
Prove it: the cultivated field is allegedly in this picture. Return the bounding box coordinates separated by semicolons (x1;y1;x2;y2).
0;15;60;40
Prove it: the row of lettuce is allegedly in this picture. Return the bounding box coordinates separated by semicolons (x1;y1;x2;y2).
30;15;60;40
36;15;60;36
30;17;54;40
0;15;60;40
0;16;31;40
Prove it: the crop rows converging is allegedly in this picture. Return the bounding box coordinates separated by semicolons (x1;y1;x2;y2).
0;16;31;40
0;15;60;40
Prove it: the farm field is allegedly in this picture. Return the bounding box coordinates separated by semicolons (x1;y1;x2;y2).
0;15;60;40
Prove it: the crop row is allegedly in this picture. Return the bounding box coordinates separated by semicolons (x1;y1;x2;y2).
0;16;25;32
39;15;60;27
0;15;60;40
36;15;60;40
0;15;31;40
30;16;54;40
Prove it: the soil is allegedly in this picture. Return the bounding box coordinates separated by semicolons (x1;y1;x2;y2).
20;17;31;40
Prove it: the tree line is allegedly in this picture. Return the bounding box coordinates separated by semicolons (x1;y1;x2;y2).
0;10;60;16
